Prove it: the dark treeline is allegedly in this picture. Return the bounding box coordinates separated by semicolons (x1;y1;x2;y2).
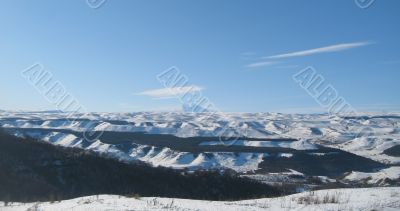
0;129;282;202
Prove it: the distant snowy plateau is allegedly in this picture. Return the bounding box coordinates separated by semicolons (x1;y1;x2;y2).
1;111;399;186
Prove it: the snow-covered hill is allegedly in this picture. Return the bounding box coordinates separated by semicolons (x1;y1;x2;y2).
0;111;399;185
1;187;399;211
344;167;400;185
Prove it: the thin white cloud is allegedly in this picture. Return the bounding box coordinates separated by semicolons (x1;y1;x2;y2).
264;41;372;59
137;85;204;99
246;61;278;68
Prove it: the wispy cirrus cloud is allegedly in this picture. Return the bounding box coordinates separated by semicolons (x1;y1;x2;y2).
136;85;204;99
264;41;372;59
245;61;278;68
245;41;372;69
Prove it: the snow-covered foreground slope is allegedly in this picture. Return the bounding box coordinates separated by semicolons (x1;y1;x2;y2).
1;187;399;211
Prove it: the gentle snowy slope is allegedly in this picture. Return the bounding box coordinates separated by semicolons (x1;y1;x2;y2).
1;187;399;211
344;167;400;185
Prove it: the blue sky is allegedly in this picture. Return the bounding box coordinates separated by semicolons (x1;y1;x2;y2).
0;0;399;113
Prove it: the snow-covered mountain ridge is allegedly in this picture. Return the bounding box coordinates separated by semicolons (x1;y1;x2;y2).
0;111;399;186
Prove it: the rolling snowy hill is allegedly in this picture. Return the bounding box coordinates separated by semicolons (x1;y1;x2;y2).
1;187;399;211
0;111;399;187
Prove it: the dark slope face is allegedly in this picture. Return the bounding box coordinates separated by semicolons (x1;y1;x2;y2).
257;151;384;177
384;145;400;157
0;129;282;202
3;127;387;178
4;127;386;176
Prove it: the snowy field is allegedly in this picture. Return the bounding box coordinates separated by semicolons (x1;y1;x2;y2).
1;187;399;211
